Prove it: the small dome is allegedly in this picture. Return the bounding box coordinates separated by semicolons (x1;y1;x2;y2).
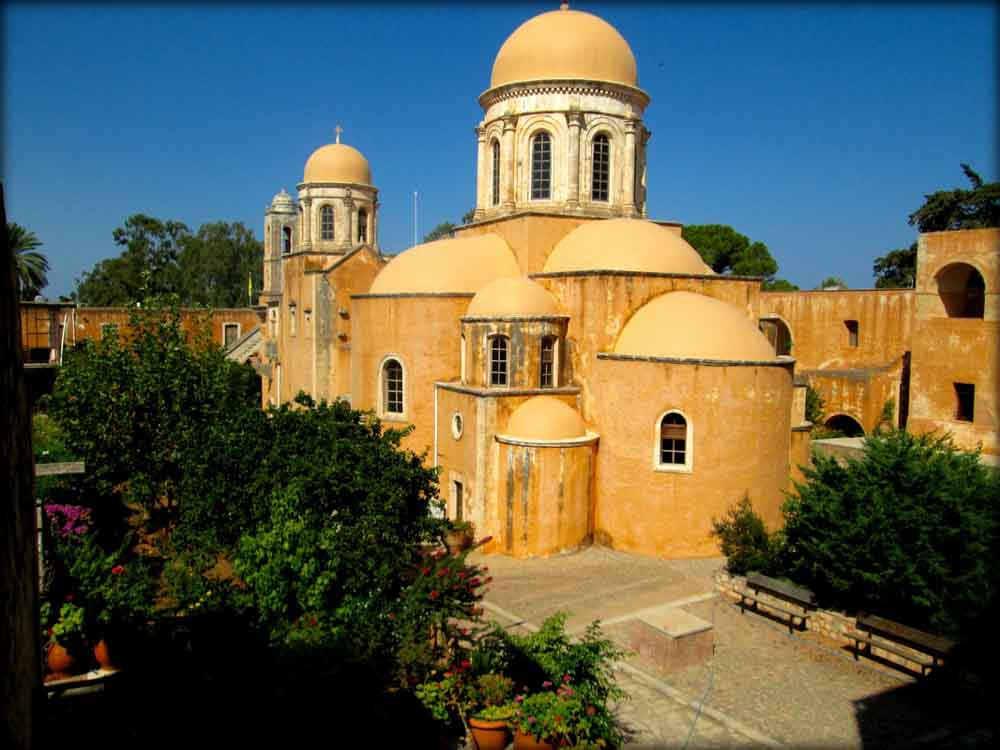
504;396;587;441
369;234;520;294
271;189;294;211
466;276;562;317
303;142;372;185
491;8;638;89
544;219;713;275
614;291;776;361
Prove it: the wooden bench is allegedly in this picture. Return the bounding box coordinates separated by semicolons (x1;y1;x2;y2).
738;572;816;633
847;613;955;676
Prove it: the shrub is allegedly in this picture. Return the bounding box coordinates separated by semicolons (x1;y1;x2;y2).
782;430;1000;636
805;384;825;425
711;495;782;576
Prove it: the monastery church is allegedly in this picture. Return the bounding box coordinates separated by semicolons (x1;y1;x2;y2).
256;4;999;559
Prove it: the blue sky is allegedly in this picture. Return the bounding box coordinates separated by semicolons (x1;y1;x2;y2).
3;2;996;297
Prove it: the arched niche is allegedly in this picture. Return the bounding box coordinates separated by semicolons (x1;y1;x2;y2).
758;316;793;356
825;414;864;437
936;263;985;319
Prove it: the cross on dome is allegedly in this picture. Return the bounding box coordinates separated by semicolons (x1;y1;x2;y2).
335;124;343;144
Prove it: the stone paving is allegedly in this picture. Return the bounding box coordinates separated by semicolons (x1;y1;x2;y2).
474;545;992;749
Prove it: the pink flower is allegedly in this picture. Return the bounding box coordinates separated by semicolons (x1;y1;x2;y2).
528;717;536;725
514;695;524;703
457;571;466;579
111;565;124;575
542;680;553;688
562;674;571;683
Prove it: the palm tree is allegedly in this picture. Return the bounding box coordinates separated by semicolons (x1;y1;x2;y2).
6;222;49;298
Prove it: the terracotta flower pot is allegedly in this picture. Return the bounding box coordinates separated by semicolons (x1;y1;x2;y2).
468;717;511;750
94;639;118;671
47;642;76;677
513;729;556;750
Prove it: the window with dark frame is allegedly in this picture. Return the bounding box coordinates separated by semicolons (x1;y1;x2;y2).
358;208;368;243
540;336;555;388
490;336;509;386
659;413;687;466
845;320;859;347
223;323;239;348
282;226;292;254
491;140;501;206
453;481;464;522
383;359;404;414
592;134;610;201
320;205;334;241
955;383;975;422
531;132;552;200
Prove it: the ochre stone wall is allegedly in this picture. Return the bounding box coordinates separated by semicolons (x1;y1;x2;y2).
456;213;589;274
759;289;915;370
351;295;471;456
70;307;260;349
496;438;596;557
590;358;794;558
461;318;568;390
802;358;906;435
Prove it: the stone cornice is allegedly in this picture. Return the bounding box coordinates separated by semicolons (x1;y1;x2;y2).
352;292;475;300
495;432;599;448
460;315;570;323
479;79;650;110
597;353;795;368
531;270;762;282
296;181;378;193
434;382;580;398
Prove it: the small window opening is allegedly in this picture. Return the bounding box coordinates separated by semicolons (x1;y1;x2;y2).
845;320;859;347
282;226;292;254
491;140;501;206
659;413;687;466
490;336;509;386
955;383;975;422
320;205;334;241
383;359;404;414
289;304;297;337
358;208;368;243
223;323;240;348
453;480;464;522
531;132;551;200
592;134;610;202
540;336;555;388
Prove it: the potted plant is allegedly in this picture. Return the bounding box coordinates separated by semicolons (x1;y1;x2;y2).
465;673;514;750
91;559;154;669
443;519;474;553
43;600;88;678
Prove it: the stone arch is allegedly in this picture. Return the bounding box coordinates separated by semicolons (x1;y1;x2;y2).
516;114;568;204
936;262;986;318
580;115;626;204
825;413;864;437
758;315;793;356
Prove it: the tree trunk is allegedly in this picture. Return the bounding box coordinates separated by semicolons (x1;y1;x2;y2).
1;184;41;748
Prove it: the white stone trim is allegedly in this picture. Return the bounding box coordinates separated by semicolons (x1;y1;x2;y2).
653;409;693;474
377;353;408;421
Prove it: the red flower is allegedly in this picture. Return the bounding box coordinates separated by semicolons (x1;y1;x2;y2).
421;567;431;576
562;674;571;683
467;577;481;586
111;565;124;575
514;695;524;703
586;706;597;716
65;593;75;601
460;659;471;670
542;680;553;688
457;571;466;579
437;568;449;577
388;612;396;620
444;671;453;678
310;616;318;626
429;590;439;600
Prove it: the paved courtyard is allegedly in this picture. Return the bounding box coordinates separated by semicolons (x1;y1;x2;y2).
473;546;991;749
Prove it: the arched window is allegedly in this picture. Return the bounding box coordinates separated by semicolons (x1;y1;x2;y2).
540;336;556;388
320;205;334;241
657;412;690;470
489;335;509;386
358;208;368;243
491;140;501;206
591;134;610;202
382;358;404;414
282;226;292;254
937;263;985;318
531;132;552;200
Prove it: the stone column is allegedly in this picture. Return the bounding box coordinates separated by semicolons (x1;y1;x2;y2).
474;125;487;219
623;120;638;218
342;190;355;251
565;110;583;209
302;198;312;248
639;126;651;217
371;200;379;249
501;115;517;211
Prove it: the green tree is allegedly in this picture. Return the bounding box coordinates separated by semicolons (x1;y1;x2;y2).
423;222;457;243
681;224;779;281
782;431;1000;636
815;276;847;290
873;242;917;288
762;278;799;291
179;221;263;307
7;222;50;298
74;215;190;305
461;208;476;224
908;163;1000;232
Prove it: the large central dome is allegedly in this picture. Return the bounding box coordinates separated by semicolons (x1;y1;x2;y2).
490;7;638;89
